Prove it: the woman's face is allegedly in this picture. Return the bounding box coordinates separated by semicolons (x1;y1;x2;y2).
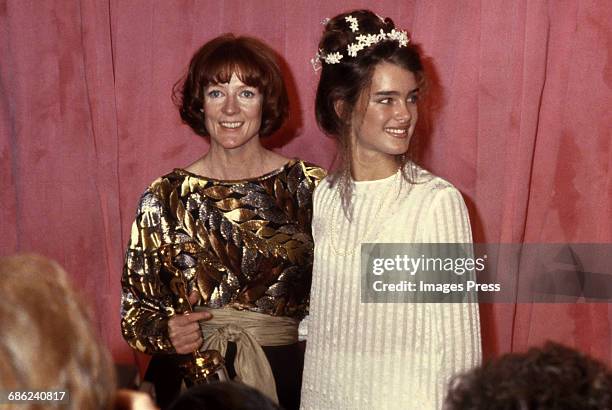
203;73;263;150
350;62;419;161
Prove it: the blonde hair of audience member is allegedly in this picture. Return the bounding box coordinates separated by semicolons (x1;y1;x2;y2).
0;254;116;410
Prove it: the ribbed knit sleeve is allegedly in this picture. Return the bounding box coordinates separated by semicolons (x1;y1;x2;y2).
422;187;482;408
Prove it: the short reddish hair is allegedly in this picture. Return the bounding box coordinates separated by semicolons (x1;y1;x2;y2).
174;34;289;138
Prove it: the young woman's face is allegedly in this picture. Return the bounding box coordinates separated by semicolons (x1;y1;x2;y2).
203;73;263;150
350;62;419;161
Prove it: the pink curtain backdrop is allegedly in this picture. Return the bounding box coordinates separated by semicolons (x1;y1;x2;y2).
1;0;610;369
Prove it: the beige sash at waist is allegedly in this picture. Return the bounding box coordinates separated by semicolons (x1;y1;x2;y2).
194;307;299;404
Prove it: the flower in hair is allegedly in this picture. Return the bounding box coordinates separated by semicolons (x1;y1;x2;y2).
310;49;343;71
346;29;408;57
310;52;323;71
387;29;409;47
313;14;411;70
322;51;343;64
346;42;361;57
345;15;359;32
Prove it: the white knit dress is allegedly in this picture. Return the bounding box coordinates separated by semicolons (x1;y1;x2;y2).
300;165;482;410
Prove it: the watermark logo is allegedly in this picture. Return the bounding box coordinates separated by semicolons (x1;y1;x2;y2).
361;243;612;303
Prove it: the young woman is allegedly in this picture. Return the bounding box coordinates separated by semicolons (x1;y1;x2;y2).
301;10;481;409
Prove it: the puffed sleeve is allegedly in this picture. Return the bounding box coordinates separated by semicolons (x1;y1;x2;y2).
120;189;176;354
423;186;482;406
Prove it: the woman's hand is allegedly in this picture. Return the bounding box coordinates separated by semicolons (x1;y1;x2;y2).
168;290;212;354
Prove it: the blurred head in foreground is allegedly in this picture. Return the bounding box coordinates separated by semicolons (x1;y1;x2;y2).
167;381;279;410
444;342;612;410
0;254;116;410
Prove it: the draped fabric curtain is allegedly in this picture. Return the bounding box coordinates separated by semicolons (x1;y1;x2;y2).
1;0;610;367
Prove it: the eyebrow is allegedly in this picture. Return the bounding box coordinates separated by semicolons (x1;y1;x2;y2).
205;84;257;90
373;87;420;96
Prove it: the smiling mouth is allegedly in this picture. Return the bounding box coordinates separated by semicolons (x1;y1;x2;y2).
219;121;243;129
385;127;409;137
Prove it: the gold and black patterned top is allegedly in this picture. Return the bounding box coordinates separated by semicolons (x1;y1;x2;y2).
120;159;326;355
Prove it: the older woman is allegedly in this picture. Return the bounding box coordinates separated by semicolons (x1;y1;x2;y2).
120;34;325;410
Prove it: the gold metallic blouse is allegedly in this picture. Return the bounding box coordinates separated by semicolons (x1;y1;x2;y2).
121;160;326;355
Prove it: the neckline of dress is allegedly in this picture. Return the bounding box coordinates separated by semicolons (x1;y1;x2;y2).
174;159;297;184
352;169;400;185
351;168;401;196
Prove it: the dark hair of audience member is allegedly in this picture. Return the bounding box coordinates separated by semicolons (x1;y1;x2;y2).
167;381;279;410
0;254;116;410
444;342;612;410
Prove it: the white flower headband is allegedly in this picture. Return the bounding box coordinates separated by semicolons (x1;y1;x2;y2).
311;14;410;71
